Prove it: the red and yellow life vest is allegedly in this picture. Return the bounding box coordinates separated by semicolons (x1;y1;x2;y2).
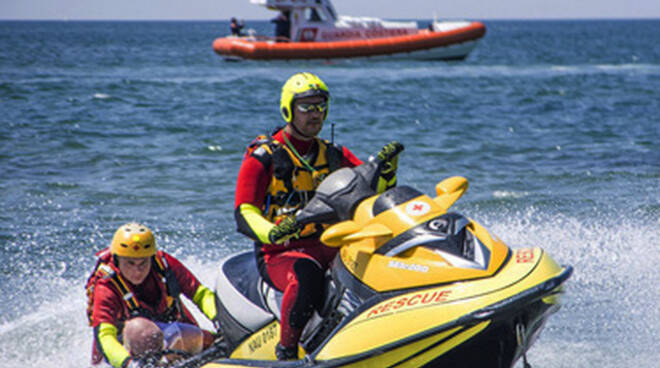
85;249;190;325
248;134;342;236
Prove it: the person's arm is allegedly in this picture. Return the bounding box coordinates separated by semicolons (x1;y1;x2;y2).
235;203;276;243
372;142;403;192
91;284;132;368
340;146;363;168
234;154;276;243
95;323;131;368
192;285;217;322
343;143;400;192
165;253;218;322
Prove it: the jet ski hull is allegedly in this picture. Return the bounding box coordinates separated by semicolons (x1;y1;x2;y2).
201;248;571;368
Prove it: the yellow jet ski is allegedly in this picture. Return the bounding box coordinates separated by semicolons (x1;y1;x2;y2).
175;145;572;368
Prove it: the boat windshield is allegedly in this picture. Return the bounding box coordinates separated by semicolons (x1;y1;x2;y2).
325;4;336;19
305;7;327;22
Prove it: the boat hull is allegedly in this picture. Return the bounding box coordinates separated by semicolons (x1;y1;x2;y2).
212;22;486;61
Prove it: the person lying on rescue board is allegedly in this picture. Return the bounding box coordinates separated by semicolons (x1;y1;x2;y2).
86;223;220;367
234;71;402;360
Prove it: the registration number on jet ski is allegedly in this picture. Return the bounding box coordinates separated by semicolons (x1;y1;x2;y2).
247;323;278;353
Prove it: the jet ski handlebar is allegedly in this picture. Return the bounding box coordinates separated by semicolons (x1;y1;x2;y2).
294;141;404;226
267;142;404;245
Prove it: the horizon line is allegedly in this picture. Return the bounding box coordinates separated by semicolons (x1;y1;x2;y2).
1;16;659;22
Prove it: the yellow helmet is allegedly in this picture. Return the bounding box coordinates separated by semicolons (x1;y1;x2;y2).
280;72;330;123
110;223;157;258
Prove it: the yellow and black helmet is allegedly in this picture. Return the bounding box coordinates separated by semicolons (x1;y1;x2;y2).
280;72;330;123
110;222;157;258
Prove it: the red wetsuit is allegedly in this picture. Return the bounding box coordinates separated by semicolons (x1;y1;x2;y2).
234;129;362;348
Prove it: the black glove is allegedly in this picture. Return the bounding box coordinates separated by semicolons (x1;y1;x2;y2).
376;141;404;164
372;141;404;192
268;216;302;244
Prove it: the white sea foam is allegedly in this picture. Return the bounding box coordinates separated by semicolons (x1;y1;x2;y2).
486;209;660;368
492;190;529;199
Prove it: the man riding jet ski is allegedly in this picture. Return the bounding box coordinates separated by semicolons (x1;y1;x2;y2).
173;145;572;368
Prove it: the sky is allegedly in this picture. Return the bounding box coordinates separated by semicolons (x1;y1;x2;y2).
1;0;660;20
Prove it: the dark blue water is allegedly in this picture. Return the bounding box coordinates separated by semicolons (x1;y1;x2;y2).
1;20;659;367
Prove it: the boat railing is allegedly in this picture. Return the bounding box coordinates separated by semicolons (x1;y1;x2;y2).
227;28;291;43
228;34;291;43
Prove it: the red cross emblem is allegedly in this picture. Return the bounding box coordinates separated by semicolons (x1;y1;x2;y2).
405;201;430;216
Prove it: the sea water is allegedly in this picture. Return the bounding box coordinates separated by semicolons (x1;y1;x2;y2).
1;20;658;367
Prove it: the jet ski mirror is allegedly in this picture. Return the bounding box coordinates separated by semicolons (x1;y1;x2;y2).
322;222;392;248
321;221;361;247
434;176;468;210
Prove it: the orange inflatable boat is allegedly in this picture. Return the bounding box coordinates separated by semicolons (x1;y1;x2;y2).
213;22;486;61
214;0;486;61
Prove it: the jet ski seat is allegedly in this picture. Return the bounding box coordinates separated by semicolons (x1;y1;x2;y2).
213;251;282;347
